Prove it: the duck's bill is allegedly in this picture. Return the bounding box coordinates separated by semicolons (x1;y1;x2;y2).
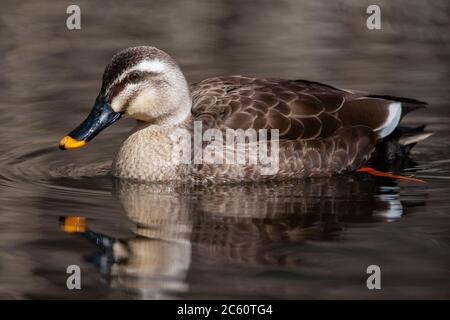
59;97;122;150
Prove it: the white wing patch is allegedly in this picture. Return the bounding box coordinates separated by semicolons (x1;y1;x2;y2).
375;102;402;138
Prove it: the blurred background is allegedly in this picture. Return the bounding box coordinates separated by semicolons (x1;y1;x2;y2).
0;0;449;299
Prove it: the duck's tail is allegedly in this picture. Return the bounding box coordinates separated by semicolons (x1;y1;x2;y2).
348;94;432;182
366;94;428;118
359;125;431;183
365;94;432;161
360;94;433;155
339;93;429;143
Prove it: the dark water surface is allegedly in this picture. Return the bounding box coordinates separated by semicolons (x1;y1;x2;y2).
0;0;449;299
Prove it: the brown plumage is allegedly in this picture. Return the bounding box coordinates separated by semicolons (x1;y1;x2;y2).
192;76;425;139
186;75;427;183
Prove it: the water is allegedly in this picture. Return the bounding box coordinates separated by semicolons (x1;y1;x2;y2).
0;0;449;299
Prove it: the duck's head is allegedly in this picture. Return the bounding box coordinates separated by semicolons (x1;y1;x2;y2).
59;46;191;150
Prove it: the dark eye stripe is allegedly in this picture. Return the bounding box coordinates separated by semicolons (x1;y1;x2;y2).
106;70;167;106
107;71;151;99
107;80;127;101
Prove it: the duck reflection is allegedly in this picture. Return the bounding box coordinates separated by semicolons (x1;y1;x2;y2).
60;172;424;298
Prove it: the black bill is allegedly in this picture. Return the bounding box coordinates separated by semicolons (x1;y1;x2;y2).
59;96;122;150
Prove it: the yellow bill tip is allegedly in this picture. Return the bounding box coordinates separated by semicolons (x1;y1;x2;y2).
59;136;86;150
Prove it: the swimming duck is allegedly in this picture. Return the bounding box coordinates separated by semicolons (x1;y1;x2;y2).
59;46;431;183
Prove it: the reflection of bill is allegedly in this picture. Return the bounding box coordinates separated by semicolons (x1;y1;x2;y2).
59;182;193;299
59;216;86;233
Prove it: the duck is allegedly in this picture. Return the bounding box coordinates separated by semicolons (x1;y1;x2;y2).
59;46;431;184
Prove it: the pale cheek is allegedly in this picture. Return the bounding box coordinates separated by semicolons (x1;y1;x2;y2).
127;90;165;119
110;94;127;113
110;87;137;113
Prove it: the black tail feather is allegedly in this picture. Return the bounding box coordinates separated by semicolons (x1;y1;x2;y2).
371;125;431;163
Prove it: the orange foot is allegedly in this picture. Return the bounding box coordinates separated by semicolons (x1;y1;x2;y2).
357;167;425;183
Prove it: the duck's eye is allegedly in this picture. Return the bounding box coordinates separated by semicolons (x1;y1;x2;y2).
127;71;141;83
